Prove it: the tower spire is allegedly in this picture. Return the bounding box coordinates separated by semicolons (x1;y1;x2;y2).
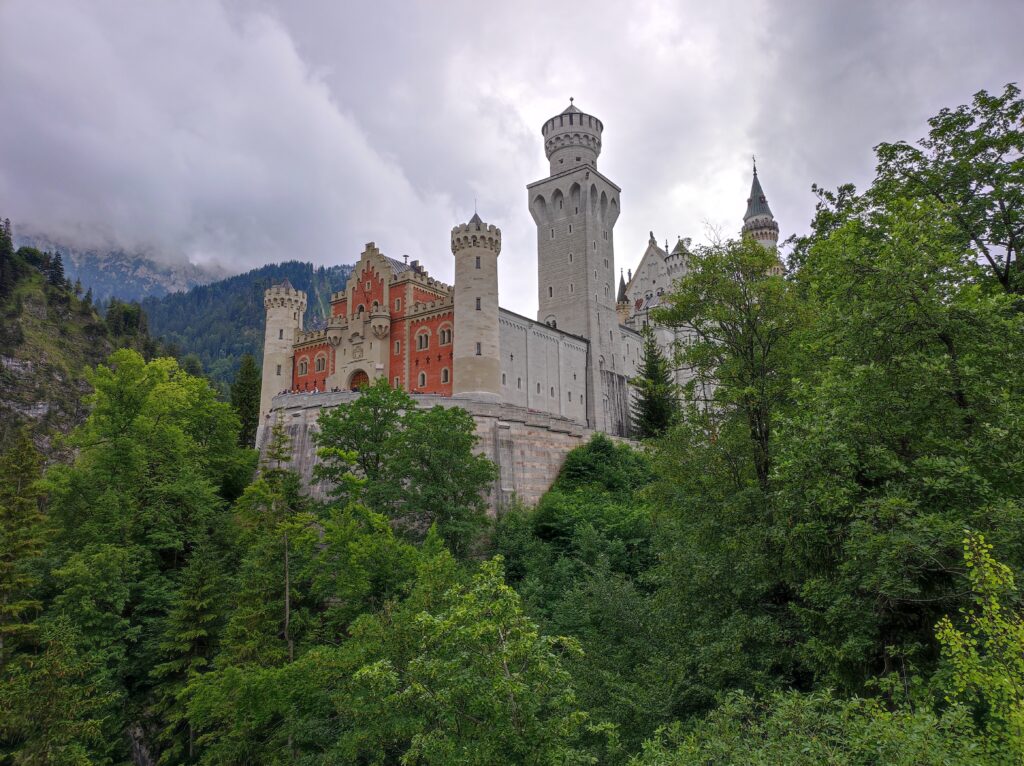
742;160;779;250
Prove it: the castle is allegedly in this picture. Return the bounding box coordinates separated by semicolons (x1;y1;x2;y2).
259;101;778;506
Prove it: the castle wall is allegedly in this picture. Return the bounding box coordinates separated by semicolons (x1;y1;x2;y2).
260;390;608;511
498;308;589;425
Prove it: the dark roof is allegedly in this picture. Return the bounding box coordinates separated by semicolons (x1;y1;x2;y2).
278;277;293;290
383;256;411;276
617;272;628;303
562;102;581;114
469;212;483;225
744;169;774;221
671;237;687;255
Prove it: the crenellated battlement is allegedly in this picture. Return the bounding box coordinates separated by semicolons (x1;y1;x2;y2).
264;283;308;311
451;220;502;255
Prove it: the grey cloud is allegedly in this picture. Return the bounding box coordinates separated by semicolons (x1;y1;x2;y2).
1;0;1021;317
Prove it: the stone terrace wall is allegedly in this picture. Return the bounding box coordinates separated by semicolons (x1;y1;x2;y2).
259;390;605;511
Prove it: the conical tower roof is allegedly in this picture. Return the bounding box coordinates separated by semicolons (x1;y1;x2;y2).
744;163;774;221
469;212;483;225
617;270;628;303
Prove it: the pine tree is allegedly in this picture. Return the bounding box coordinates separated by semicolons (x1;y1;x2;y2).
0;217;14;298
630;327;679;439
231;354;261;447
83;287;93;306
0;427;47;669
73;277;82;296
48;251;65;287
151;542;225;763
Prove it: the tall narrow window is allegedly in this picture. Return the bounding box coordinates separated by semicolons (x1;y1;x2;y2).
568;224;573;234
475;297;481;310
475;256;480;269
279;328;283;339
441;368;450;383
475;342;481;356
548;286;553;298
550;228;555;239
276;364;281;376
418;371;426;387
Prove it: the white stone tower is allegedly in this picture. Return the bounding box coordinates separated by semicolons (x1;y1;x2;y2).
259;279;306;443
742;160;779;250
528;99;627;434
451;213;501;400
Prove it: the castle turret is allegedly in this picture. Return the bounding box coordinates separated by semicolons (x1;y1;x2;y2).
451;213;501;401
529;99;627;434
541;98;603;175
742;160;779;250
259;279;307;443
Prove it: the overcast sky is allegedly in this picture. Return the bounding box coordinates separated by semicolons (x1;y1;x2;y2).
1;1;1021;315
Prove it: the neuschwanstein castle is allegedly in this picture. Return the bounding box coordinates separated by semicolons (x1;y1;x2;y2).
259;100;779;507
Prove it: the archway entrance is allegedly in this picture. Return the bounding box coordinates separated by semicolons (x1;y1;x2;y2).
348;369;369;390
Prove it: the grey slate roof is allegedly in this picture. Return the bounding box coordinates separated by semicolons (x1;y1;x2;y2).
744;169;774;221
617;272;628;303
383;256;411;276
469;212;483;225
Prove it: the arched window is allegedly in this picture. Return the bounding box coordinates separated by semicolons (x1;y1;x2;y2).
357;304;365;316
394;340;401;354
395;298;401;311
314;355;326;373
371;301;379;312
298;359;308;375
416;330;430;350
441;368;450;384
418;371;426;388
439;325;452;345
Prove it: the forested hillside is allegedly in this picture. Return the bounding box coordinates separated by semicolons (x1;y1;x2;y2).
0;222;173;455
141;261;352;384
1;87;1022;765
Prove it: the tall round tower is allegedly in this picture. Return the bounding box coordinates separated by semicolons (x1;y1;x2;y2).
742;160;780;250
259;279;307;443
541;99;603;175
451;213;501;401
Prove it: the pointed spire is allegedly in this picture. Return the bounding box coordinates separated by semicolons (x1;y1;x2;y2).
617;269;628;303
469;212;483;225
744;160;774;221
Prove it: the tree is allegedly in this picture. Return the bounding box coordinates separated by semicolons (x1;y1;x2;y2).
315;378;411;489
937;534;1024;761
230;354;261;447
630;327;679;439
150;542;226;764
314;382;496;556
0;428;47;670
350;557;601;766
0;618;123;765
0;217;14;298
47;251;65;287
874;83;1024;294
654;237;801;492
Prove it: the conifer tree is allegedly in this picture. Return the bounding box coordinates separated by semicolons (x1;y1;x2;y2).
151;542;225;763
231;354;261;447
0;217;14;298
630;327;680;439
0;427;47;669
47;251;65;286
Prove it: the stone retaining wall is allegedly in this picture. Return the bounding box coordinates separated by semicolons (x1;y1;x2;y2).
259;391;608;511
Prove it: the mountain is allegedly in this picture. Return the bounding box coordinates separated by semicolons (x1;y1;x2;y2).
0;241;169;456
12;232;227;302
141;261;352;385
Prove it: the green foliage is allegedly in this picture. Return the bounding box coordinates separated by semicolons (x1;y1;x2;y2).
631;690;985;766
230;354;261;447
0;617;123;765
315;379;497;556
874;83;1024;293
0;428;47;667
630;327;679;439
937;534;1024;761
